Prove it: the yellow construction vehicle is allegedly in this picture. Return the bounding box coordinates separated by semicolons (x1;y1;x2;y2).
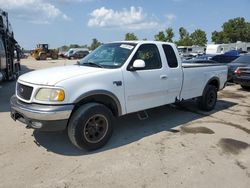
33;44;58;60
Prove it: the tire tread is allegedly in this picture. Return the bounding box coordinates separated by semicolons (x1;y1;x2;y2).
68;103;113;150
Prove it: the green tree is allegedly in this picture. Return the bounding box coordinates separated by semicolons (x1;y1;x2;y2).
154;27;174;42
58;44;89;52
125;33;138;40
60;45;68;51
179;27;189;39
90;38;101;51
165;28;174;42
154;31;166;41
212;17;250;43
80;44;88;48
190;29;207;46
176;27;193;46
176;37;193;46
211;31;226;44
69;44;80;48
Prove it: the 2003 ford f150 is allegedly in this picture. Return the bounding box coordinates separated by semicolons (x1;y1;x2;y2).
10;41;228;150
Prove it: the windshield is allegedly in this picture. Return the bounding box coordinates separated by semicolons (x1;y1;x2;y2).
232;55;250;64
79;43;136;69
69;50;74;54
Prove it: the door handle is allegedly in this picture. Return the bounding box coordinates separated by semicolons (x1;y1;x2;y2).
160;75;168;79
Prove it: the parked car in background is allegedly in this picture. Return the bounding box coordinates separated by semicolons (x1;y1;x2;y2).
210;50;239;64
67;50;89;59
181;53;197;60
63;48;89;59
196;50;239;63
196;54;215;60
233;67;250;90
227;55;250;81
58;51;67;58
63;48;75;58
183;59;218;64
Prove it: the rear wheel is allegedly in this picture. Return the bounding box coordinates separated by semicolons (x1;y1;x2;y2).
51;53;58;60
68;103;113;150
198;85;217;111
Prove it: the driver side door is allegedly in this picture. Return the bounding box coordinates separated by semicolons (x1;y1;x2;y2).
123;44;168;113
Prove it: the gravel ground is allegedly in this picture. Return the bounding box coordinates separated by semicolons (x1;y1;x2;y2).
0;58;250;188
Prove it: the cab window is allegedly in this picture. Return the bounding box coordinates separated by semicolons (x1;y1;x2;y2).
130;44;162;70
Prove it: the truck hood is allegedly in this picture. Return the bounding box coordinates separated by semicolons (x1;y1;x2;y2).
18;65;105;86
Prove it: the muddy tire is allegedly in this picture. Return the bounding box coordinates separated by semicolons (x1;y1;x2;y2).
68;103;113;150
51;53;58;60
39;53;47;60
198;85;217;111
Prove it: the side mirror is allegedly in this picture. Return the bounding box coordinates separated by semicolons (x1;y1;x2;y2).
129;59;145;71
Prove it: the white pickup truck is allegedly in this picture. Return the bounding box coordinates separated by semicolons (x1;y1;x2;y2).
10;41;228;150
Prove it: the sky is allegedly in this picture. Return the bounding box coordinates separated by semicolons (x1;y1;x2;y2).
1;0;249;49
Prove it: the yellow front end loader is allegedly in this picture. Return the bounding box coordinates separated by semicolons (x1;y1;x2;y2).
33;44;58;60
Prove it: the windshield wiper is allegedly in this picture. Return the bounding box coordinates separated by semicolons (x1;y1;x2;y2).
82;62;104;68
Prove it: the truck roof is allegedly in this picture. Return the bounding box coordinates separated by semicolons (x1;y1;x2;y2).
109;40;177;46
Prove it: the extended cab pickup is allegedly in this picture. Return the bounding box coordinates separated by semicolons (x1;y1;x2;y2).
10;41;228;150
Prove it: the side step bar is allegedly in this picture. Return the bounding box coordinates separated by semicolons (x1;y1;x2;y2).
137;110;149;120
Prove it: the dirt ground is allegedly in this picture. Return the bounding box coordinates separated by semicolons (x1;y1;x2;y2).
0;58;250;188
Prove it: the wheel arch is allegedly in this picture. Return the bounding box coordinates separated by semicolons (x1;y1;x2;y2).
205;77;220;91
73;90;122;117
39;52;46;58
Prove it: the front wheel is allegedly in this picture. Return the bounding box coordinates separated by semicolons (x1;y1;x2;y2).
197;85;217;111
39;53;47;60
68;103;113;150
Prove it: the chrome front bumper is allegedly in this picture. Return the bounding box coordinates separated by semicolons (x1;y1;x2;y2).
10;95;74;131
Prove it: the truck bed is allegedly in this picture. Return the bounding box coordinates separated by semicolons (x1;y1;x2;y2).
182;62;225;68
180;62;228;101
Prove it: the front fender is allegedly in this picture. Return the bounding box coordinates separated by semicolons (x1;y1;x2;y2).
74;90;122;116
56;68;126;115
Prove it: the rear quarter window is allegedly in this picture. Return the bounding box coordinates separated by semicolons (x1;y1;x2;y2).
162;44;178;68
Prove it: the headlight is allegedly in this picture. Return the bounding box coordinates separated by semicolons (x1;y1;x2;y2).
35;88;65;102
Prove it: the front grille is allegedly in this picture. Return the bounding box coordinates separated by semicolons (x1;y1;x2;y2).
17;83;33;100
